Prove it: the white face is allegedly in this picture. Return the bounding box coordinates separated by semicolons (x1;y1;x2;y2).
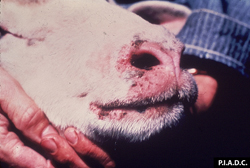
0;0;197;142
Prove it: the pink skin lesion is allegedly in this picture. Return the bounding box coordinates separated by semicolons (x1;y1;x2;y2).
90;103;127;120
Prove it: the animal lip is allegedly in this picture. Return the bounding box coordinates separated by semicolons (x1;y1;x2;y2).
90;93;180;120
101;97;177;113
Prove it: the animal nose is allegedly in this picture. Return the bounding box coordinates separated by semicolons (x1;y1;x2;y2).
127;42;180;77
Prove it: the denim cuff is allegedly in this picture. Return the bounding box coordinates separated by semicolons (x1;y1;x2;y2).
177;9;250;78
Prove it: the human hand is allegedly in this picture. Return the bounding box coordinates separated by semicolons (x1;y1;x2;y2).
0;67;115;168
188;69;218;113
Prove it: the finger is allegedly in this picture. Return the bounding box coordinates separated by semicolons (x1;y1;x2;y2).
41;134;89;168
0;67;58;143
0;113;54;168
0;68;87;167
193;74;218;113
64;127;115;168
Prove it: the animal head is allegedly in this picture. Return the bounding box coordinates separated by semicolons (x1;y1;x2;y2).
0;0;197;142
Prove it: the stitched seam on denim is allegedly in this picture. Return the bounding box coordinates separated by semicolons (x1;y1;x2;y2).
192;9;250;29
185;44;245;68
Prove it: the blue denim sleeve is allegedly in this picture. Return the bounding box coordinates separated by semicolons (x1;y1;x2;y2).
176;0;250;78
177;9;250;78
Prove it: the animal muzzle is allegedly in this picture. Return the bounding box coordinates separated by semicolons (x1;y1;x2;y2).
116;40;183;102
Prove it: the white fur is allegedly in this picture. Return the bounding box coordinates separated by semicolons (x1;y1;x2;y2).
0;0;197;142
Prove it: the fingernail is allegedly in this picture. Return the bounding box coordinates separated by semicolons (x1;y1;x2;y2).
41;138;57;154
65;129;78;145
42;125;58;137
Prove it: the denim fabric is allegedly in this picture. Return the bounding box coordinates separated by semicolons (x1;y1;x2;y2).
111;0;250;77
177;9;250;77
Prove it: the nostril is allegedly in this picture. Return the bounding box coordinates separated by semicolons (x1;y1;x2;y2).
130;53;160;70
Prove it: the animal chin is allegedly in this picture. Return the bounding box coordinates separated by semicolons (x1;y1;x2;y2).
86;95;184;142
